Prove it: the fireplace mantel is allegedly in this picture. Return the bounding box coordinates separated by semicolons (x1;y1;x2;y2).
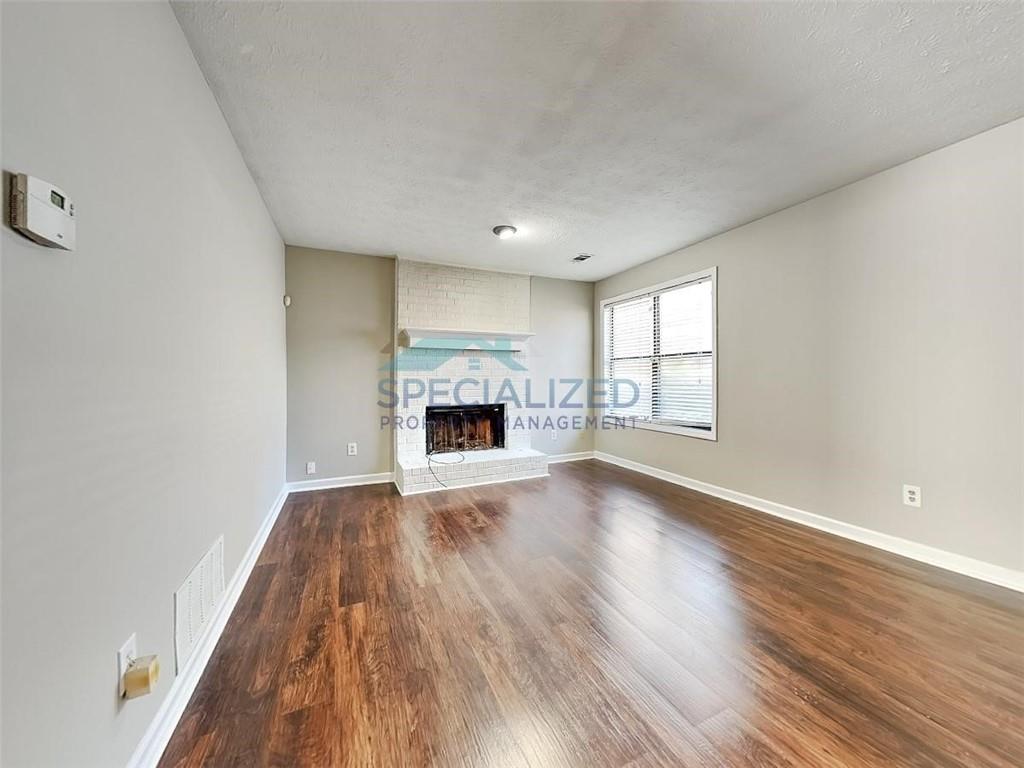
398;326;535;351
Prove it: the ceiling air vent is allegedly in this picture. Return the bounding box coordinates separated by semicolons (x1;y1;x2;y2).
572;253;593;262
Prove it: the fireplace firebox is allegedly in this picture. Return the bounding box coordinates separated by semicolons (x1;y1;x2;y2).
425;404;506;455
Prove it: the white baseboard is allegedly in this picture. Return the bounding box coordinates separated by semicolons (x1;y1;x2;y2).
546;451;596;463
593;451;1024;593
126;486;290;768
286;471;394;493
396;471;550;496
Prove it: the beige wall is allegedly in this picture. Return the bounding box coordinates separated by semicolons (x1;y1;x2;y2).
286;247;394;481
530;277;595;455
1;3;287;766
595;119;1024;571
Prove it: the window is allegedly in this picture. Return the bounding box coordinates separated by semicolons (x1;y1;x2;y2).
602;267;716;440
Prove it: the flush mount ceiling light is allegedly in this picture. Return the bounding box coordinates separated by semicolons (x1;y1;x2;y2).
492;225;517;240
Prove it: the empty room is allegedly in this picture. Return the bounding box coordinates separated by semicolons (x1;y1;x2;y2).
2;1;1022;766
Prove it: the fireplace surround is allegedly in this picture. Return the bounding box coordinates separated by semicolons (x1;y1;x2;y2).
392;260;549;494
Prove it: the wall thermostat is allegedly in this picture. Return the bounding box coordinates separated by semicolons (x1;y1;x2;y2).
9;173;76;250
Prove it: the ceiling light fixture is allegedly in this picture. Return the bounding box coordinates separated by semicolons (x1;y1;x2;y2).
492;225;517;240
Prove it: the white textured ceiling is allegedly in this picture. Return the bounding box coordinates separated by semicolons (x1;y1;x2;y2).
173;1;1023;280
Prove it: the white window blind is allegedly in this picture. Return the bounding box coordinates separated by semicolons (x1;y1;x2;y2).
603;272;715;433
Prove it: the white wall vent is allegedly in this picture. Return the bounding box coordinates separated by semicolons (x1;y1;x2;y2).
173;535;225;673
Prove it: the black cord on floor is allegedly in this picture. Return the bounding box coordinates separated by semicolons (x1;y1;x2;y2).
426;451;465;489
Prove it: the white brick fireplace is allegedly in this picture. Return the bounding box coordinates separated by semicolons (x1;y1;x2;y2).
392;260;548;494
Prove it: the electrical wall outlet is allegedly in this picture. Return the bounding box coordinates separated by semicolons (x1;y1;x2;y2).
550;429;558;441
347;442;358;456
117;633;138;698
306;461;316;475
903;484;921;508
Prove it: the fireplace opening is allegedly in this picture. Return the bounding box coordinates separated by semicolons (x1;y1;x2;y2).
425;404;506;455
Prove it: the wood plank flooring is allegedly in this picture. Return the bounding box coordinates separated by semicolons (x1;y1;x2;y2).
159;460;1024;767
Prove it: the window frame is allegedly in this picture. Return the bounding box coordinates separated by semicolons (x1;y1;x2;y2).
600;265;717;442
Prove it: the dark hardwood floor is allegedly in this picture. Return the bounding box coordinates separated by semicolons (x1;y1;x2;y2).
159;460;1024;767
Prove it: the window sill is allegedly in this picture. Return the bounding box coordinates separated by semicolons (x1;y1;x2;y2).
632;420;717;441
